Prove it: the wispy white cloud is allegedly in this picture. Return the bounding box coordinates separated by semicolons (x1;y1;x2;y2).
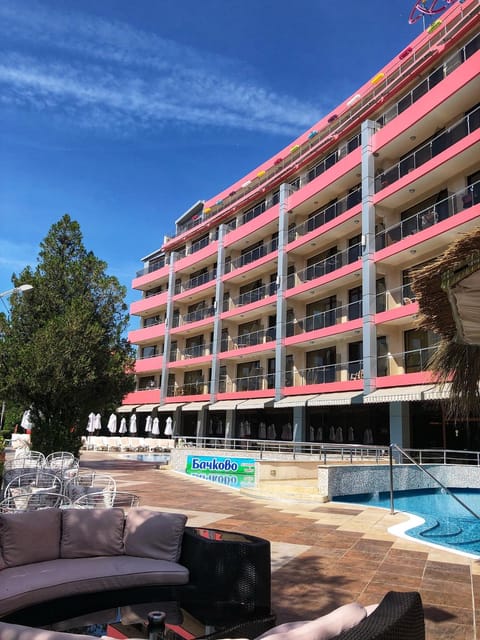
0;1;321;137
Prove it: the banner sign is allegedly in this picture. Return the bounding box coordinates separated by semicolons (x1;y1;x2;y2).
185;455;255;476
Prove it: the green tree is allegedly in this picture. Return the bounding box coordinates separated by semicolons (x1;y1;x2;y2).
0;214;135;456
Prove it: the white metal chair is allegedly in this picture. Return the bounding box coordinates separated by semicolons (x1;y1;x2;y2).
0;491;72;512
64;472;116;506
3;470;63;499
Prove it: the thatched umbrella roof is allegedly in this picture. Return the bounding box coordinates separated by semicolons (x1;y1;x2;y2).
411;227;480;419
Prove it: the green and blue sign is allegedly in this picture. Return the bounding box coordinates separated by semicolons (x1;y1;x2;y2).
185;455;256;489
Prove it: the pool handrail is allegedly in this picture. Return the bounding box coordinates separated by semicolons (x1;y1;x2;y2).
389;443;480;520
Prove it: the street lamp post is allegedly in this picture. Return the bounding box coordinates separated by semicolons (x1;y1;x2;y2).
0;284;34;428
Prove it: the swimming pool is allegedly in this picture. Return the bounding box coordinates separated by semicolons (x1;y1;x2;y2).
333;488;480;557
122;453;170;464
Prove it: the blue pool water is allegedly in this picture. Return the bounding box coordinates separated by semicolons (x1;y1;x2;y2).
333;488;480;557
123;453;170;464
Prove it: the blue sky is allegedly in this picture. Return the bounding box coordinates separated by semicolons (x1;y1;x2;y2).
0;0;427;325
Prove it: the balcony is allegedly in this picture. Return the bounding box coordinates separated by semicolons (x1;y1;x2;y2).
167;381;209;397
378;345;437;377
290;186;362;240
377;180;480;249
375;107;480;195
293;358;364;386
376;284;417;313
290;243;362;289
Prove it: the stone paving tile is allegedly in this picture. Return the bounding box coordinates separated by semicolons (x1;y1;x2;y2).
80;452;478;639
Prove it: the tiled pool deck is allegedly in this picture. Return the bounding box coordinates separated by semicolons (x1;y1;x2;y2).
81;451;480;639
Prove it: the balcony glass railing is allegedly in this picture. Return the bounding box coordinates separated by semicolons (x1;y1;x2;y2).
377;180;480;248
182;343;209;358
230;239;277;271
233;327;276;349
375;106;480;194
136;256;166;278
143;316;162;328
181;306;215;325
232;284;273;308
291;243;362;288
378;345;438;376
292;358;363;386
376;284;416;312
181;269;216;293
290;187;362;240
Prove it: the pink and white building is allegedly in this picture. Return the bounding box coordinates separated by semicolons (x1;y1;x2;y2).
123;0;480;449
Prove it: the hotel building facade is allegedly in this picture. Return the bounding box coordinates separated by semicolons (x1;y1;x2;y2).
123;0;480;451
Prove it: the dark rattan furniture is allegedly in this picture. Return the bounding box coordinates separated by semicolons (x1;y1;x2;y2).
196;591;424;640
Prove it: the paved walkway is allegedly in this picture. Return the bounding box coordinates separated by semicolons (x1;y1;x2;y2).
81;452;480;639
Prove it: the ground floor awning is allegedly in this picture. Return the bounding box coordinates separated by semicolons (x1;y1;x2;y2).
423;384;452;400
208;400;241;411
181;401;210;411
308;391;364;406
116;404;139;413
273;395;317;408
134;403;159;412
157;403;185;412
237;398;275;410
363;384;433;403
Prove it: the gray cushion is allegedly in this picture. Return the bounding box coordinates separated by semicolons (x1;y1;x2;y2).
0;556;189;617
124;508;187;561
0;509;61;567
60;508;125;558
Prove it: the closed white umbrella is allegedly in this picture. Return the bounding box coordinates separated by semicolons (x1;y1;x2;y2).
21;410;34;431
152;417;160;436
129;414;137;434
94;413;102;431
164;416;173;436
145;415;153;433
119;417;127;434
107;413;117;434
86;412;96;433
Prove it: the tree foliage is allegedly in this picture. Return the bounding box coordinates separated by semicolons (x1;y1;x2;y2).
0;215;135;456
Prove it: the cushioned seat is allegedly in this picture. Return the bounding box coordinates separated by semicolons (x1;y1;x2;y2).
0;556;189;617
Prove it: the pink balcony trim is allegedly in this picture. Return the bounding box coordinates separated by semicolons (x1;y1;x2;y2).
174;279;216;302
286;318;362;346
287;205;362;253
164;394;209;403
215;391;275;401
288;379;363;394
123;389;161;404
376;203;480;261
223;252;277;283
221;295;277;321
170;317;214;335
134;355;163;374
219;342;276;360
289;149;361;210
374;371;437;388
224;206;279;247
132;265;169;290
375;303;419;324
175;241;219;270
128;324;165;344
167;355;211;368
130;291;168;316
287;261;361;298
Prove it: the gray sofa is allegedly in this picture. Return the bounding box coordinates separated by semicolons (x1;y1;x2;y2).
0;507;189;619
0;506;272;627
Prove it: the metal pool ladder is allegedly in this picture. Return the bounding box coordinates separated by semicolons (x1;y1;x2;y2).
388;443;480;519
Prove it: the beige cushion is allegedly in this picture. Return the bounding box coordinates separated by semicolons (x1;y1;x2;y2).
61;508;125;558
124;508;187;561
257;603;367;640
0;509;61;567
